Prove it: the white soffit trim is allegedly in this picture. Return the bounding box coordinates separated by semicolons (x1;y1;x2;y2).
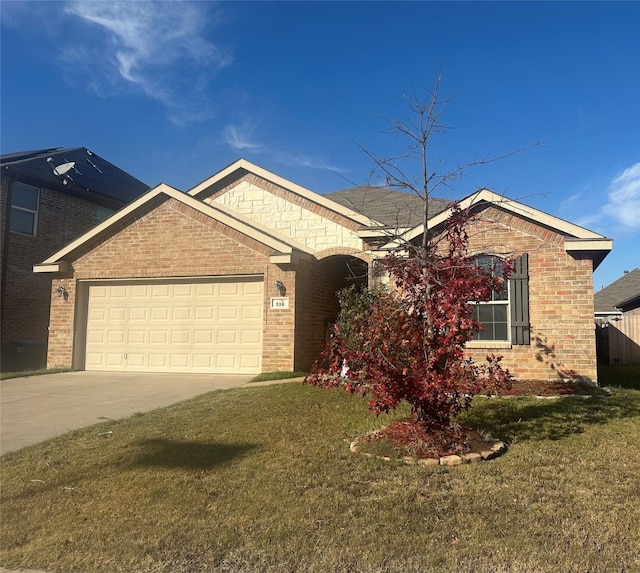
380;188;610;251
37;183;312;269
33;262;71;273
565;238;613;252
187;158;377;227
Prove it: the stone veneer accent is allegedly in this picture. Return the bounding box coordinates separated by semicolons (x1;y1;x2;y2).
206;178;364;254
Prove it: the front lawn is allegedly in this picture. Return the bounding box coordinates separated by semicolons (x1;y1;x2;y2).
1;369;639;572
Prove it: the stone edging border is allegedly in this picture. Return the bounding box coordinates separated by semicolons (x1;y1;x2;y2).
350;431;508;466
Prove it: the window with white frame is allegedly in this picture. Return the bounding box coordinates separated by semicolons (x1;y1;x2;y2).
10;181;39;236
471;255;509;342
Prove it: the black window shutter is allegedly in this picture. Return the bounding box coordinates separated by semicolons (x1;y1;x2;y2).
510;254;530;345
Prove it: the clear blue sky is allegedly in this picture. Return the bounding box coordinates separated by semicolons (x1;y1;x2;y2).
2;1;638;289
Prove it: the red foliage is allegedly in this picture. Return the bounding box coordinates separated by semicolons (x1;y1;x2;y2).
305;206;514;428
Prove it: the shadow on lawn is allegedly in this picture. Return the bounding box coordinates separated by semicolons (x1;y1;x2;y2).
132;438;259;470
463;390;640;444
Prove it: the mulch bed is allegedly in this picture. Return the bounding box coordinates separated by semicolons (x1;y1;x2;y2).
496;379;611;397
356;381;610;461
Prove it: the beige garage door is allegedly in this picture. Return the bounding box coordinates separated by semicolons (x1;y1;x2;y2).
84;277;263;374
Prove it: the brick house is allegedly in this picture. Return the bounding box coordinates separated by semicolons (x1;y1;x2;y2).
35;159;612;381
1;148;149;369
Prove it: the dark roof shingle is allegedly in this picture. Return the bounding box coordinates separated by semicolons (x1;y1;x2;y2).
325;185;452;228
594;268;640;313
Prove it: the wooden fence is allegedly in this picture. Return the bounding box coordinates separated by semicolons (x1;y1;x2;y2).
597;313;640;365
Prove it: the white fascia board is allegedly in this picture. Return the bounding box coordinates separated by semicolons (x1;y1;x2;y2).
269;250;314;265
380;188;609;250
187;158;377;227
33;262;71;273
564;238;613;253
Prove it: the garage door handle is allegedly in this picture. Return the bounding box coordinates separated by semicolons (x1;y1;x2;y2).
124;353;127;359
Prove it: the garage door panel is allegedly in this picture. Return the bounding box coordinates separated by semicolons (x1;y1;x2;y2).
242;304;262;320
148;354;167;368
170;354;189;368
240;354;261;369
241;329;261;344
149;330;169;344
218;306;238;320
194;330;213;344
150;307;169;321
130;307;148;321
216;330;237;344
215;354;237;369
195;307;214;320
193;354;213;368
152;284;171;298
171;330;190;344
107;330;125;344
106;353;126;367
85;278;263;374
219;283;240;296
172;307;191;320
128;330;146;344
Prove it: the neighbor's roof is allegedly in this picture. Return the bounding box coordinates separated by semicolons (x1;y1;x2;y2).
594;268;640;314
1;147;149;206
325;185;452;229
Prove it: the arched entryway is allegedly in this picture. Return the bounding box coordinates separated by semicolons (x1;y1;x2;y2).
294;253;369;371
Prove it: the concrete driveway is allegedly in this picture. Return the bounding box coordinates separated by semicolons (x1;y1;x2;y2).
0;371;252;455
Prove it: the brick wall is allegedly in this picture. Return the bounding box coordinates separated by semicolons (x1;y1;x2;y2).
1;178;109;368
46;198;296;372
461;206;598;381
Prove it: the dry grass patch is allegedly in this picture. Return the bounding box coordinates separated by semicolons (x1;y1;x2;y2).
1;370;639;573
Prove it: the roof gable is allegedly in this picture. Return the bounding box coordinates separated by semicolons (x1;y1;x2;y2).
379;188;612;268
34;182;313;273
1;147;149;206
188;158;375;227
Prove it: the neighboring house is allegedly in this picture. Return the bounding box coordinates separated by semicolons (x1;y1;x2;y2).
34;159;612;381
1;148;149;370
594;269;640;365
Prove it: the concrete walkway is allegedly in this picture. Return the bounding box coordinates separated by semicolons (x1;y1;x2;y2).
0;371;253;455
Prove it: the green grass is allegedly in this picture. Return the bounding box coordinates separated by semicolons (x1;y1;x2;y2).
250;370;308;382
0;367;72;380
1;368;639;572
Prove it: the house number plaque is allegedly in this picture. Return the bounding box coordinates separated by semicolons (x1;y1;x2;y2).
270;297;289;309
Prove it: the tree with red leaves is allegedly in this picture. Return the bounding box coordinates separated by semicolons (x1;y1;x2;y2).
305;73;520;433
306;206;513;429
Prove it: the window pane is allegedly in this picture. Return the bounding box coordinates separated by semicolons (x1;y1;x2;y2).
494;305;508;322
493;283;509;301
12;182;39;211
494;323;508;341
478;305;494;323
10;208;35;235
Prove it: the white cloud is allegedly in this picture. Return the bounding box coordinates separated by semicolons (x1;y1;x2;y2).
603;162;640;230
62;1;231;125
223;123;264;151
274;152;346;173
222;121;346;173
